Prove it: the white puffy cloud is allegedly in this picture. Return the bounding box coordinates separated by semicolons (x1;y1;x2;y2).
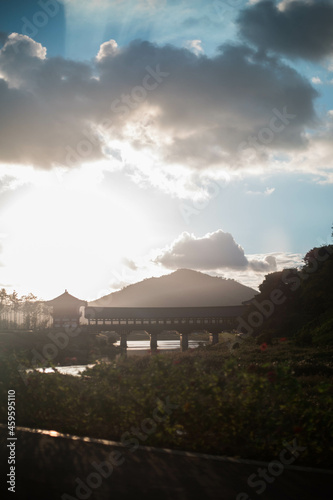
0;33;47;88
154;230;277;272
2;33;46;60
96;39;118;61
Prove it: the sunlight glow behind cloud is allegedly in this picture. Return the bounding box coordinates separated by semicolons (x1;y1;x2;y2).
0;0;331;298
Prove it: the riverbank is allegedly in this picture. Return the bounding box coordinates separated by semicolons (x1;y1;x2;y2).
0;329;210;365
1;340;332;467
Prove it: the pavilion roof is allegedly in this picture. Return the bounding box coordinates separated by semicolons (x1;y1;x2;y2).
44;290;87;307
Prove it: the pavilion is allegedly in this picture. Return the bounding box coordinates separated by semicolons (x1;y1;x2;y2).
45;290;87;329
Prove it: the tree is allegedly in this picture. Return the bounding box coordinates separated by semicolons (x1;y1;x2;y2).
9;291;21;327
0;288;9;328
21;293;38;329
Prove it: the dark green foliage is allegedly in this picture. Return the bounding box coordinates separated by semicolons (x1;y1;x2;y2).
1;343;332;467
242;245;333;345
297;313;333;346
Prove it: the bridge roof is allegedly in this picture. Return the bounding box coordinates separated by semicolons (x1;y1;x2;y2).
84;305;246;319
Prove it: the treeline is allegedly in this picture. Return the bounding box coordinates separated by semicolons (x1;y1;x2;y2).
241;243;333;345
0;289;51;330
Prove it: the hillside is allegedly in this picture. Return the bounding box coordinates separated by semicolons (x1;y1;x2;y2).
89;269;256;307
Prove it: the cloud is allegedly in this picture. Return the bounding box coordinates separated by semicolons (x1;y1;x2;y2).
0;173;27;193
277;114;333;182
96;41;317;172
154;230;277;272
185;39;204;55
248;255;277;272
247;186;275;195
2;33;46;62
96;39;119;61
0;34;319;182
218;251;303;289
0;34;104;168
277;0;313;11
123;257;138;271
237;0;333;61
311;77;323;84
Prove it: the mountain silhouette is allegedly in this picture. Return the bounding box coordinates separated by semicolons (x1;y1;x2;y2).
89;269;256;307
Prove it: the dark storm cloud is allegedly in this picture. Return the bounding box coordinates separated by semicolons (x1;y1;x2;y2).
154;230;277;272
237;0;333;61
96;40;317;169
0;33;318;169
0;34;105;167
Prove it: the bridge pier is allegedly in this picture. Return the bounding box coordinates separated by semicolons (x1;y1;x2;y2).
209;332;219;346
120;332;128;350
180;332;189;351
150;332;158;351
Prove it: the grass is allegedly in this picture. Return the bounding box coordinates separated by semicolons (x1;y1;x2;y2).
1;338;332;467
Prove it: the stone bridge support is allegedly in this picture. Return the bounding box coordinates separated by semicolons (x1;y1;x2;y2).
120;331;128;350
209;332;219;346
180;332;189;352
150;332;158;351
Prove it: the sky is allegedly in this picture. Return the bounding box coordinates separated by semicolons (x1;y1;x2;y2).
0;0;332;301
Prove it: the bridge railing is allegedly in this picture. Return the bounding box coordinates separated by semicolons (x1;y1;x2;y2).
83;306;247;350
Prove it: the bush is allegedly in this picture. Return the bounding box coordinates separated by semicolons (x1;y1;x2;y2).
1;344;332;467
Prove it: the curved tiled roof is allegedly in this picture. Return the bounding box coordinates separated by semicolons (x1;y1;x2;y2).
44;290;87;307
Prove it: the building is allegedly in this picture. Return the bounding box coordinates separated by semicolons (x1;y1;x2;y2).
45;290;87;329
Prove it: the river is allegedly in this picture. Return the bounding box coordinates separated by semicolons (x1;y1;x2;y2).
30;339;208;376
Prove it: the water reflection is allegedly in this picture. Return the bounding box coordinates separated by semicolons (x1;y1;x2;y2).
114;339;207;352
28;365;95;376
28;340;208;376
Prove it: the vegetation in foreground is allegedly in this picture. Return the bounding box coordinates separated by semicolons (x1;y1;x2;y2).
1;340;332;468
